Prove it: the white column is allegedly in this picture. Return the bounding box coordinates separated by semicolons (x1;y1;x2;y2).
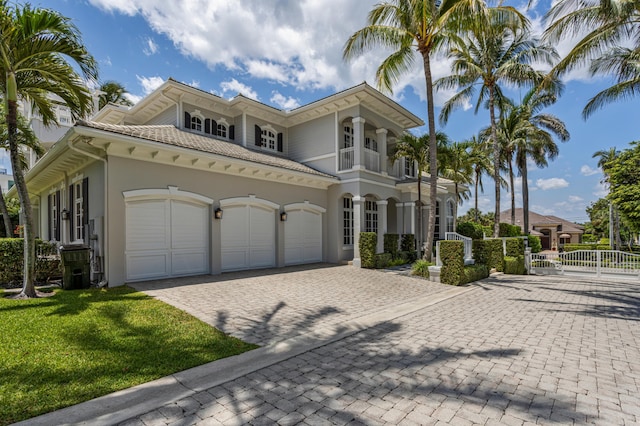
352;117;365;170
352;196;365;267
377;200;388;253
376;128;388;175
396;204;404;234
405;202;416;234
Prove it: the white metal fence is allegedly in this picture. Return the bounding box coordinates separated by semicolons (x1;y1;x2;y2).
529;250;640;279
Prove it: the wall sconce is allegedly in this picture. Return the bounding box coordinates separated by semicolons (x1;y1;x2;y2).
61;208;70;220
214;208;223;220
280;212;288;222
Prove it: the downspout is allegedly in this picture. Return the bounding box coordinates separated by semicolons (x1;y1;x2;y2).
67;137;109;286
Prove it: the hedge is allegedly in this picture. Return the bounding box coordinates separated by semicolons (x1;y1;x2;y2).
359;232;377;268
456;221;485;240
504;255;526;275
472;239;504;271
440;240;464;286
462;264;490;283
563;243;612;251
383;233;399;258
505;238;525;257
400;234;415;252
499;223;522;237
527;235;542;253
0;239;62;287
374;253;392;269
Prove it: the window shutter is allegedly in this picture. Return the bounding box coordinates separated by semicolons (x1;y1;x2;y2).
277;133;283;152
184;111;191;129
211;120;217;136
68;185;74;241
229;125;235;140
254;125;262;146
55;191;61;241
82;178;89;227
48;194;52;241
204;118;211;134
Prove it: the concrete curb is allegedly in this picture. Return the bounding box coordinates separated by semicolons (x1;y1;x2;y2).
16;285;476;426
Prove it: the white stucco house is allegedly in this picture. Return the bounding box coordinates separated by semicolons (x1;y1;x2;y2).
10;78;463;286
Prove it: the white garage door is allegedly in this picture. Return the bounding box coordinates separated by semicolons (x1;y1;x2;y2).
221;204;275;271
126;199;209;281
284;209;323;265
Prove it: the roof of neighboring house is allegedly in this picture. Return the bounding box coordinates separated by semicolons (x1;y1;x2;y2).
76;120;336;179
500;208;585;234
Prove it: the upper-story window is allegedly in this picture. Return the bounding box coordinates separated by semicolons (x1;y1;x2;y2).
343;125;354;148
254;124;284;153
446;200;455;233
188;110;204;132
262;129;276;150
365;136;377;151
218;123;227;138
405;159;416;177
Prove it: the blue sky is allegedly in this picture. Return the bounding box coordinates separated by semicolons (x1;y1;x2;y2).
3;0;638;223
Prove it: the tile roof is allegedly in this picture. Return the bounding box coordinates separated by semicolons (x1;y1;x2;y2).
76;120;336;179
500;208;584;233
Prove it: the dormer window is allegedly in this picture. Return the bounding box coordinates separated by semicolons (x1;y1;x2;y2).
262;128;276;150
191;116;202;131
254;124;283;153
218;123;227;138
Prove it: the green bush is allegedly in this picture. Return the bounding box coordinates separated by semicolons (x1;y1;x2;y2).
412;259;433;278
400;234;415;252
482;226;493;238
383;234;399;258
471;239;503;271
359;232;377;268
0;239;62;287
564;243;612;252
527;235;542;253
472;239;490;265
599;238;610;245
499;223;522;237
456;221;485;240
505;238;525;257
440;240;464;286
461;264;490;284
489;239;505;271
503;255;525;275
398;250;417;263
374;253;392;269
582;233;597;243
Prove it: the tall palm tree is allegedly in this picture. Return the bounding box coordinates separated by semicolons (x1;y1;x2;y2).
435;11;557;237
544;0;640;118
0;1;98;298
343;0;495;261
438;139;473;228
467;135;491;223
98;80;134;110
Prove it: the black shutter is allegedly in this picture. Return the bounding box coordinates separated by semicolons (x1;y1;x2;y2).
47;194;52;241
68;185;74;241
277;133;283;152
229;125;235;140
82;178;89;227
55;191;61;241
184;111;191;129
254;125;262;146
204;118;211;134
211;120;217;136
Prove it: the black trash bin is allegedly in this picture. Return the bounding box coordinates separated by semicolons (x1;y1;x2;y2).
60;244;91;290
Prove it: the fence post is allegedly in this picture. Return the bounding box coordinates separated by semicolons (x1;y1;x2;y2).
596;250;601;278
524;248;531;275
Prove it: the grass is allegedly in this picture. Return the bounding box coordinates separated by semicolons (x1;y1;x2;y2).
0;286;258;425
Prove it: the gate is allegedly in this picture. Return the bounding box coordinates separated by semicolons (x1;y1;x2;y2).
529;250;640;280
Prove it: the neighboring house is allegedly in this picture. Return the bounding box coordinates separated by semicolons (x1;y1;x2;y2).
0;167;13;193
500;208;584;250
10;78;463;286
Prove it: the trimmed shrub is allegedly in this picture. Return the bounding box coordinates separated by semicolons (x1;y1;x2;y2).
440;240;464;286
398;250;417;263
473;239;504;271
412;259;433;278
505;238;525;257
482;226;493;238
488;239;504;272
383;234;399;258
582;233;597;243
374;253;392;269
503;255;525;275
462;264;490;284
499;223;522;237
1;239;62;287
527;235;542;253
456;221;485;240
472;239;490;265
359;232;377;268
564;243;611;252
400;234;415;252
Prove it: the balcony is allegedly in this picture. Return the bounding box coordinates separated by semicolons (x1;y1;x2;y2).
364;148;380;173
339;147;355;171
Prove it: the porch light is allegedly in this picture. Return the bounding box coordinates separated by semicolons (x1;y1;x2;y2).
280;212;288;222
214;208;223;220
61;208;70;220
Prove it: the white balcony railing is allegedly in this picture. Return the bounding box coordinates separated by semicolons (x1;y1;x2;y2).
339;147;355;171
364;148;380;173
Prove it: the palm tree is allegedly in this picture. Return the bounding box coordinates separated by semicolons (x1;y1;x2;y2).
343;0;496;261
438;139;473;228
593;147;622;248
98;80;134;110
467;135;491;223
435;11;557;237
544;0;640;118
0;1;98;298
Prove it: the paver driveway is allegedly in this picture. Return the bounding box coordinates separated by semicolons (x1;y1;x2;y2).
121;269;640;425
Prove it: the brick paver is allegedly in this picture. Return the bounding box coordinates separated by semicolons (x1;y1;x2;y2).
126;270;640;425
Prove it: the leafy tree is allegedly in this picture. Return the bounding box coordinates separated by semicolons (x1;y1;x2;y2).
604;142;640;233
593;146;623;248
344;0;496;261
544;0;640;118
98;80;134;110
458;208;494;228
0;1;98;298
436;10;556;237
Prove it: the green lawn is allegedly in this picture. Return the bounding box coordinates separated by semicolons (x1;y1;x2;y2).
0;286;257;425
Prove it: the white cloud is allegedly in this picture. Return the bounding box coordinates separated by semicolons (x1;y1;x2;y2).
136;75;165;94
536;177;569;190
568;195;583;203
580;165;599;176
143;37;158;56
124;93;142;105
594;181;608;198
270;91;300;110
220;79;259;100
531;204;557;216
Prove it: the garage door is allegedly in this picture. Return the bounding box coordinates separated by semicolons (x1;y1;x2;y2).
125;199;209;281
284;209;323;265
221;204;275;271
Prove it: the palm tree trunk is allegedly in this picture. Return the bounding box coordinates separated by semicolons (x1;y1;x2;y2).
508;159;515;224
474;170;479;222
422;52;438;262
0;188;12;237
7;96;37;298
522;162;530;235
416;175;422;255
489;87;500;237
